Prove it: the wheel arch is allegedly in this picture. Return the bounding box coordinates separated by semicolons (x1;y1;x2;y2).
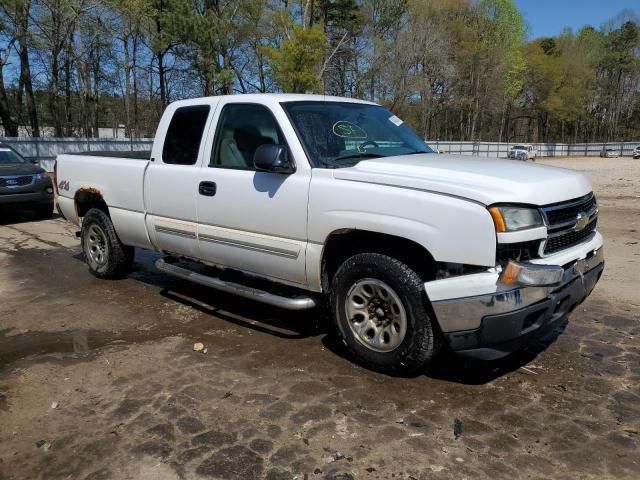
74;187;109;218
321;229;438;291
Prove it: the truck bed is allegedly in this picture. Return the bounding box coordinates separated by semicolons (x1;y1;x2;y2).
56;152;153;249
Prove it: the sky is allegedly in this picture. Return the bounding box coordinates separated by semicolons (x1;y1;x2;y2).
513;0;639;38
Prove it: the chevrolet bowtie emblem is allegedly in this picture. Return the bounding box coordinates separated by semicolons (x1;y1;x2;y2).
574;213;589;231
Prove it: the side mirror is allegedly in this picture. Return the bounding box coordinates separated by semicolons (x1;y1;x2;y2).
30;158;39;164
253;144;294;174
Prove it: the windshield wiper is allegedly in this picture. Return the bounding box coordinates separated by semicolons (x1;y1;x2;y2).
332;152;385;163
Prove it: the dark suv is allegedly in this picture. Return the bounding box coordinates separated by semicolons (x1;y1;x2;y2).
0;143;54;219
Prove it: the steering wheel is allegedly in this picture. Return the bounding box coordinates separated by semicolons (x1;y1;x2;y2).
358;140;379;150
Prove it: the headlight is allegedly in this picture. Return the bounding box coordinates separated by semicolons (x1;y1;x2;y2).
488;206;543;232
34;173;48;182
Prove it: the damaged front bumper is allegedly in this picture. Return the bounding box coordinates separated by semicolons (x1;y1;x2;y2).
425;233;604;360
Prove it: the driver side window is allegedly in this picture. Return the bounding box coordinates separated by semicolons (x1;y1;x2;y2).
210;104;286;170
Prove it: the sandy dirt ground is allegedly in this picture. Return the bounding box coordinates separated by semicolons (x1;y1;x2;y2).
0;157;638;480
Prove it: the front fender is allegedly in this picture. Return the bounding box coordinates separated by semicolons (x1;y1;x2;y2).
308;172;497;267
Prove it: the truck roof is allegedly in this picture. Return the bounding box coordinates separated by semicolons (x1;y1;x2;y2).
168;93;379;108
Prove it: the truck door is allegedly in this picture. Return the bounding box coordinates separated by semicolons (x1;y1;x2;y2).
145;104;213;258
195;101;310;287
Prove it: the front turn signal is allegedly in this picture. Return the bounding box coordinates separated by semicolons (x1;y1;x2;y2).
500;260;564;287
489;207;506;233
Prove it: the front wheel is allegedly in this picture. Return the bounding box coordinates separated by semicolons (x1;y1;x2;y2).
329;253;441;374
81;208;134;279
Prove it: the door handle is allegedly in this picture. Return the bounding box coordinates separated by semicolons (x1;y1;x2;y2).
199;181;217;196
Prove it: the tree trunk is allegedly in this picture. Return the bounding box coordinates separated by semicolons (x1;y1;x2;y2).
498;100;509;144
0;61;19;136
220;50;232;95
49;52;62;136
64;34;73;136
611;69;623;140
257;47;266;93
123;34;131;137
92;53;100;137
48;2;63;136
16;0;39;136
75;22;91;136
132;30;139;136
158;50;167;108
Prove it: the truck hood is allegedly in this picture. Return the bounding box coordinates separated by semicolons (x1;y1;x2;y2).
333;154;592;206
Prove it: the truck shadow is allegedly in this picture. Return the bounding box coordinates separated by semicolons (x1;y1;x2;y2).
126;249;324;340
146;267;567;385
319;320;567;385
72;248;568;385
158;288;323;340
422;321;568;384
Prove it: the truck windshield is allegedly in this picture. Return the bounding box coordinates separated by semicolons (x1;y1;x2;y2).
282;101;433;168
0;148;26;164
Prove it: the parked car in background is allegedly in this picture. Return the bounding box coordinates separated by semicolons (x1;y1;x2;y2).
56;94;604;373
508;144;537;161
632;146;640;159
0;143;54;219
600;148;619;158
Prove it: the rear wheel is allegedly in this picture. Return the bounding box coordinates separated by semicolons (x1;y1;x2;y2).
81;208;133;279
329;253;441;374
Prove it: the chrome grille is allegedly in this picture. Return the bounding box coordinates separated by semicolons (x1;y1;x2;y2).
544;218;597;255
0;175;34;187
544;193;596;226
541;193;598;255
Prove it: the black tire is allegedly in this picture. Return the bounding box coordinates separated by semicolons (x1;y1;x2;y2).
81;208;134;279
33;202;54;220
329;253;441;374
55;199;66;220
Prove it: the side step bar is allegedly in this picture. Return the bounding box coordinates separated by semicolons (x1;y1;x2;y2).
155;258;317;311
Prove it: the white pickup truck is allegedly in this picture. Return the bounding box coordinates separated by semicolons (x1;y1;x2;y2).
509;144;537;161
56;94;604;373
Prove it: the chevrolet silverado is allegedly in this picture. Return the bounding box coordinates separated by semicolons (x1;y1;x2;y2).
56;94;604;373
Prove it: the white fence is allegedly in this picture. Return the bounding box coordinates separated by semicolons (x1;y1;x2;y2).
429;141;639;158
1;137;153;171
2;137;638;172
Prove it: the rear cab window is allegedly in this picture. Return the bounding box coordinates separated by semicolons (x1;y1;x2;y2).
162;105;211;165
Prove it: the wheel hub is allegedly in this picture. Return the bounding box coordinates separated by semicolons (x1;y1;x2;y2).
344;278;407;353
83;224;109;270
